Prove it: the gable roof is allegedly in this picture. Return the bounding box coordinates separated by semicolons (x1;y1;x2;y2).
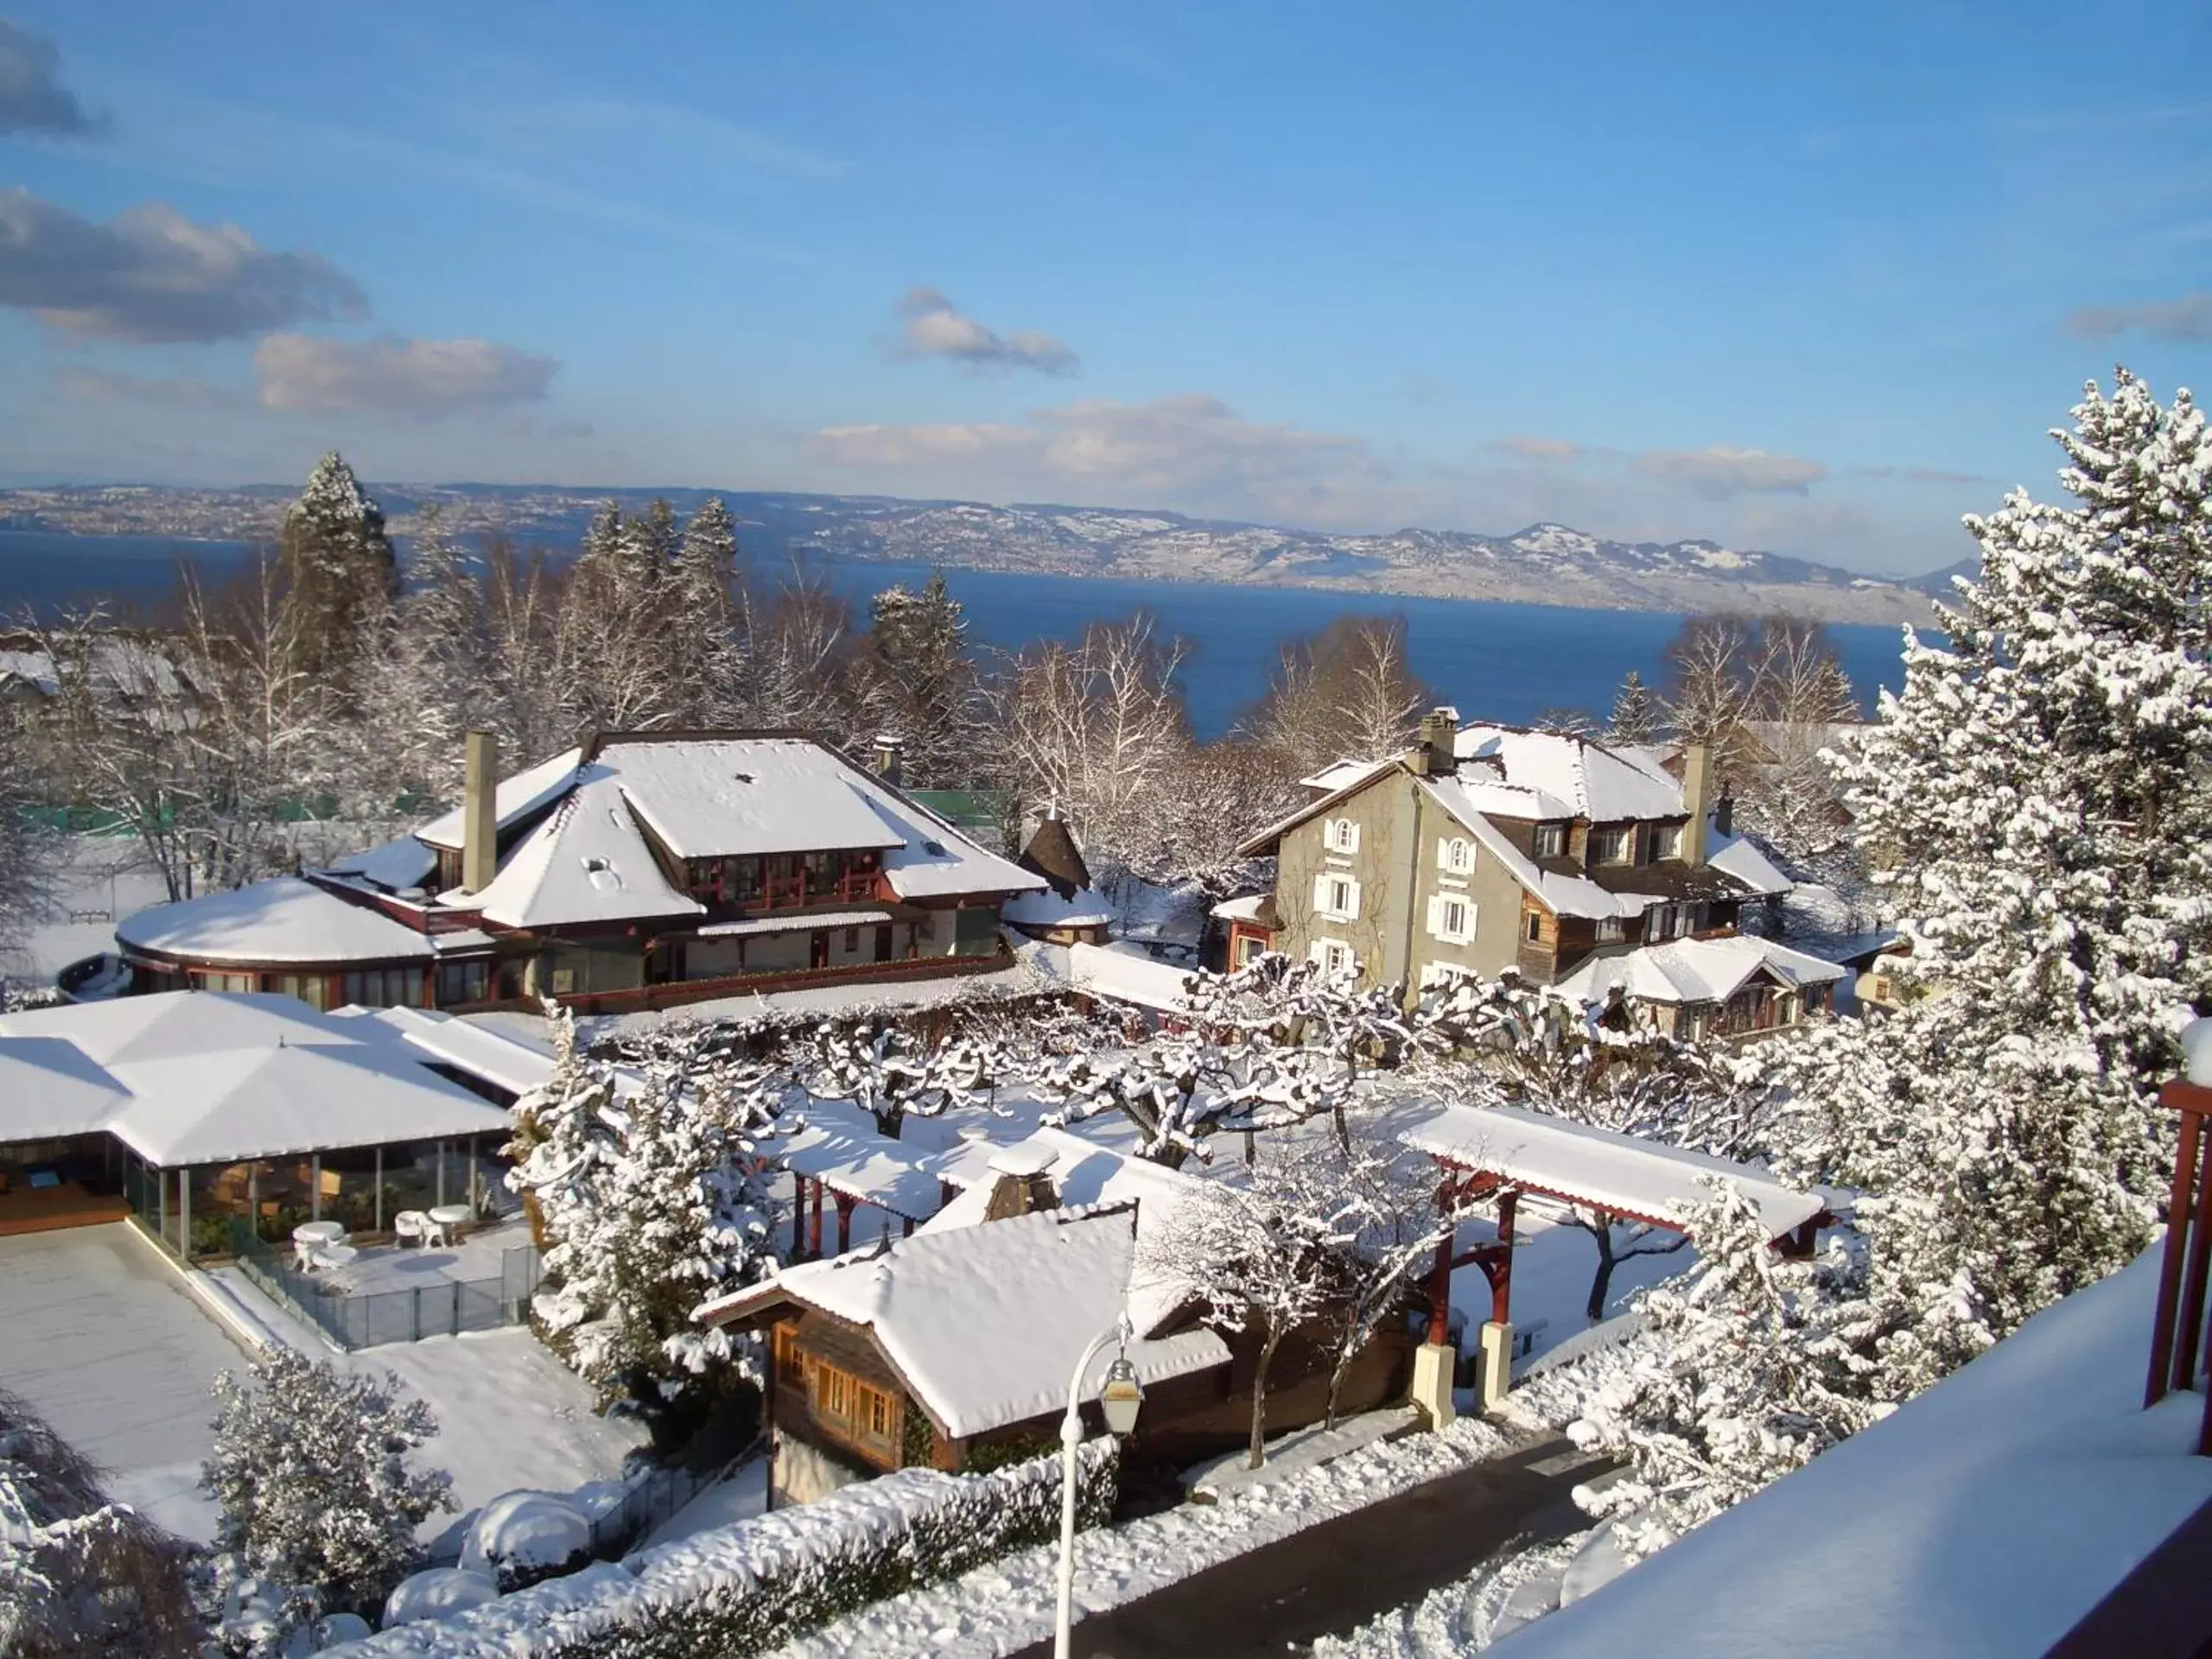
1016;813;1093;901
1548;934;1847;1009
696;1202;1230;1440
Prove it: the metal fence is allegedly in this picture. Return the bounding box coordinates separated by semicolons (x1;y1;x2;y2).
585;1457;727;1561
229;1218;542;1351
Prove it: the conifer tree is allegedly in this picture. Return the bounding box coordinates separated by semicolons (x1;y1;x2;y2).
670;499;741;724
1772;368;2211;1391
276;453;398;690
1607;669;1658;743
859;570;976;784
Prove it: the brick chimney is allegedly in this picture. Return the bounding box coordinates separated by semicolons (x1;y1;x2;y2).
1680;740;1713;868
982;1142;1059;1220
461;730;499;894
873;734;905;788
1413;706;1459;778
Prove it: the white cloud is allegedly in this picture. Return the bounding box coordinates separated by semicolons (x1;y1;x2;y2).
1492;435;1584;463
894;288;1077;375
813;393;1397;524
0;188;366;343
253;334;559;417
1632;445;1827;498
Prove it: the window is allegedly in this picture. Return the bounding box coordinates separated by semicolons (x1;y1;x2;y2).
1525;910;1544;944
1427;895;1473;944
771;1322;798;1376
1590;826;1633;866
1312;873;1361;921
1237;933;1268;966
1313;939;1354;976
843;927;861;953
811;1357;897;1452
435;958;491;1006
1324;817;1360;854
193;969;257;994
273;972;329;1011
1596;917;1626;943
1535;823;1567;860
1438;837;1473;874
340;966;419;1008
1655;823;1685;861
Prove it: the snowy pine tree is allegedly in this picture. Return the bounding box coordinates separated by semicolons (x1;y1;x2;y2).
669;499;742;725
1607;669;1658;743
516;1011;785;1410
202;1349;451;1622
277;452;398;691
1567;1180;1880;1560
1764;371;2209;1401
858;571;976;786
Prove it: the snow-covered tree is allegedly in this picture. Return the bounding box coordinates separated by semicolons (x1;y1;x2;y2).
1567;1180;1879;1561
276;452;398;692
1775;369;2208;1389
1245;614;1430;776
515;1010;786;1410
202;1349;452;1624
1;1387;196;1657
669;499;742;726
0;703;59;960
857;571;978;786
1140;1156;1344;1469
802;1016;1010;1140
1607;669;1658;744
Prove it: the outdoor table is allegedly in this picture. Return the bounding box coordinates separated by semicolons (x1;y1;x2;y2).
314;1243;359;1273
292;1219;345;1269
425;1205;473;1248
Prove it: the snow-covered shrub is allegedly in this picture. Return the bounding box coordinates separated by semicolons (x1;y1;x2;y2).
202;1348;453;1622
381;1567;499;1629
315;1439;1117;1658
456;1491;593;1592
0;1386;197;1657
515;1008;783;1415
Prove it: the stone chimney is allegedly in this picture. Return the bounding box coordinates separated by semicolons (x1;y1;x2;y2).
1413;706;1459;778
982;1142;1059;1220
872;734;905;788
1679;740;1712;868
461;730;499;893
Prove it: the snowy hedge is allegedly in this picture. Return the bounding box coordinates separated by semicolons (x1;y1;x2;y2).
322;1440;1118;1657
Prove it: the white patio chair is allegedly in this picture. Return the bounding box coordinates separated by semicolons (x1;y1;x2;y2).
393;1211;429;1249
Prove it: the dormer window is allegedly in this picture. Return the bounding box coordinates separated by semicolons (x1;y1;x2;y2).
1325;817;1360;855
1590;826;1633;867
1534;823;1567;860
1655;823;1685;861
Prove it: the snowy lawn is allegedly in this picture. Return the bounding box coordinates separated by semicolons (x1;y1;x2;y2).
200;1265;650;1555
760;1414;1529;1659
0;1222;254;1543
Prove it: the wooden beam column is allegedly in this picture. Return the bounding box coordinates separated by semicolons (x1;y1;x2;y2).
1491;1189;1519;1326
833;1192;857;1255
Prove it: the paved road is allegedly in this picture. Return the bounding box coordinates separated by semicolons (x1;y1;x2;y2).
1008;1436;1606;1659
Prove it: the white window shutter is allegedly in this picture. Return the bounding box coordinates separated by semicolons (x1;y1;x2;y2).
1344;878;1362;918
1426;895;1443;936
1462;901;1478;941
1312;873;1332;912
1436;838;1451;872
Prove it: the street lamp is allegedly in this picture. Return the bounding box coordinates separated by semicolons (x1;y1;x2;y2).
1056;1315;1142;1659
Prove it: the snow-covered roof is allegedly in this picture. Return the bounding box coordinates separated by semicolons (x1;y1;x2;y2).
607;738;908;860
776;1119;944;1221
0;1035;133;1141
1300;757;1394;793
924;1126;1211;1338
1452;724;1685;822
325;836;440;893
1497;1249;2212;1659
1068;941;1198;1014
116;876;436;966
461;776;703;931
339;1005;556;1100
699;1203;1230;1440
1399;1103;1823;1239
1706;826;1793;898
1549;935;1846;1010
1003;887;1116;930
1208;893;1273;925
415;747;585;849
695;908;893;939
1421;787;1648;921
0;991;513;1166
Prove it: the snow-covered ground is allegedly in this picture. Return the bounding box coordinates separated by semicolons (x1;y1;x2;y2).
1314;1531;1589;1657
636;1454;769;1553
202;1267;649;1556
0;1222;254;1542
0;835;169;986
760;1415;1527;1659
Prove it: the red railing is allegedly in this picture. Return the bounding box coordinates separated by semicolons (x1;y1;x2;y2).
554;947;1012;1017
2144;1072;2212;1455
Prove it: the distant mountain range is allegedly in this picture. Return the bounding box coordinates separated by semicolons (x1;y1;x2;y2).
0;483;1944;625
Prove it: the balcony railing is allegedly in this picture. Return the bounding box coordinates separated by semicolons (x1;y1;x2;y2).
2145;1033;2212;1456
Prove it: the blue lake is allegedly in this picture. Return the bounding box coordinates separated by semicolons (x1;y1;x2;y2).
0;530;1910;739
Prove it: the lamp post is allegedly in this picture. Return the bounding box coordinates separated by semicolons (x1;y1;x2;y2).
1055;1315;1142;1659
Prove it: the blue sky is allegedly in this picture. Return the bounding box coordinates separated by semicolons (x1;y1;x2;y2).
2;0;2207;575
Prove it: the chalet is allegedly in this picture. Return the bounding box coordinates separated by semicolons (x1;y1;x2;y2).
1231;710;1798;1027
105;730;1046;1016
1548;933;1846;1040
699;1128;1416;1506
